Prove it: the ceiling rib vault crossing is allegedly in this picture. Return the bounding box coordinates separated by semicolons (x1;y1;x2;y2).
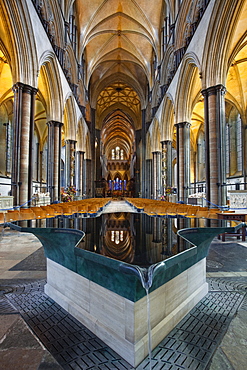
75;0;164;157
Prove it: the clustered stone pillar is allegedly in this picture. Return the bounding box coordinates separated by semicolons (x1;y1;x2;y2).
83;156;87;197
90;108;96;197
65;139;77;189
39;150;43;190
202;85;227;207
47;121;63;203
152;151;162;199
176;122;191;203
11;82;37;207
75;150;84;198
244;126;247;189
153;217;162;243
141;109;146;197
145;159;152;198
161;140;172;196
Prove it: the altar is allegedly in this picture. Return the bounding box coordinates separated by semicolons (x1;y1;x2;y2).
228;190;247;211
0;196;14;210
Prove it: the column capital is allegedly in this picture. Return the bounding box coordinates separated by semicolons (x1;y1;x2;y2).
175;121;191;129
201;84;226;97
47;120;64;128
65;139;77;144
152;150;162;155
161;140;172;146
12;82;38;95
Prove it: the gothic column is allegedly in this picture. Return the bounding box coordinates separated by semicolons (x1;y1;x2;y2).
39;150;43;191
175;122;191;202
65;139;76;189
153;217;162;243
244;126;247;190
152;151;162;199
161;140;172;196
86;158;92;197
91;108;96;197
12;83;38;207
83;156;87;197
75;150;84;198
35;142;39;182
202;85;227;207
141;109;146;197
146;159;152;198
47;121;63;202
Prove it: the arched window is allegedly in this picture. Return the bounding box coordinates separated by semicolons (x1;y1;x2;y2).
197;130;205;182
120;149;124;160
42;140;48;183
114;177;119;190
32;131;39;182
111;230;124;244
111;147;124;161
161;3;172;57
226;106;243;177
0;100;12;177
236;115;242;172
69;4;77;53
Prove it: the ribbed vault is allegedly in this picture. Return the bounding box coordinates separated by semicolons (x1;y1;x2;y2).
74;0;165;182
97;82;140;117
101;109;135;160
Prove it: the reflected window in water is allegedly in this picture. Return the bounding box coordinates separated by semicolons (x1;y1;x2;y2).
21;213;233;268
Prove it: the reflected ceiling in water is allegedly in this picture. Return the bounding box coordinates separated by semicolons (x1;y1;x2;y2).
30;212;223;268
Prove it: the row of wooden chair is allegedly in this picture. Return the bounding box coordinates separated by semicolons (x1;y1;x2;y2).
0;198;110;224
125;198;228;219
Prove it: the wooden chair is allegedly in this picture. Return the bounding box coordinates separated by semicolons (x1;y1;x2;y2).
60;203;78;216
40;206;56;218
144;205;157;217
30;207;47;219
184;206;200;218
0;212;5;224
195;210;210;218
4;210;21;222
47;204;64;216
166;205;177;217
19;208;36;220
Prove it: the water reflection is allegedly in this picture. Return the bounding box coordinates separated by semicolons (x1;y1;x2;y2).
19;213;230;268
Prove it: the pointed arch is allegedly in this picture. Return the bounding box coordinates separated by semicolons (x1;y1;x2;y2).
160;94;175;141
38;51;64;122
0;0;38;85
202;1;246;87
64;43;78;84
76;117;89;151
85;132;91;159
63;94;77;140
175;54;201;123
149;118;162;152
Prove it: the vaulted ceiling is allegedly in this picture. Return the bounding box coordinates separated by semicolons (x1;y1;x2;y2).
75;0;165;158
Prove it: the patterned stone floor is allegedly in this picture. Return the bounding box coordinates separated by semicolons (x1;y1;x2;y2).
1;277;246;369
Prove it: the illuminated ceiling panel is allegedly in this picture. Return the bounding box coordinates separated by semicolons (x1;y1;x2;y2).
97;82;140;116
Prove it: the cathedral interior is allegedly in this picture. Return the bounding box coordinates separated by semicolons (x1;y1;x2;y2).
1;2;247;369
0;0;246;208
